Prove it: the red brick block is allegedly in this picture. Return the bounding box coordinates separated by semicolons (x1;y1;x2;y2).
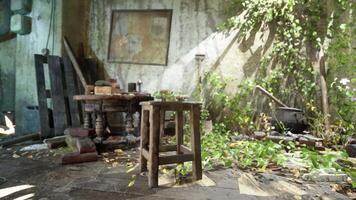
64;128;95;138
62;152;98;165
76;137;96;154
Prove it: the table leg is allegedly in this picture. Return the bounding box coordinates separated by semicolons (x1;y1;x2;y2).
95;113;104;141
84;112;92;128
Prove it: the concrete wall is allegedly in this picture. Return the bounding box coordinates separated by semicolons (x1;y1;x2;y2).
88;0;272;95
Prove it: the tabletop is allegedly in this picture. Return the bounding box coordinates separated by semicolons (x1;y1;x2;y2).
73;92;153;101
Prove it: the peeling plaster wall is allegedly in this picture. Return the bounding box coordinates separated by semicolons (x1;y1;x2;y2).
88;0;272;95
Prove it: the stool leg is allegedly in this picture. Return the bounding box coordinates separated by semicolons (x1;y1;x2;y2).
160;110;165;138
140;110;149;172
175;111;184;158
190;105;202;180
148;106;160;188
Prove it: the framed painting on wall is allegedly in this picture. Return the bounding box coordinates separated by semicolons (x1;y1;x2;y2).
108;10;173;66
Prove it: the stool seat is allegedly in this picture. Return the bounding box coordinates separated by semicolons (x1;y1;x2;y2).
139;101;202;188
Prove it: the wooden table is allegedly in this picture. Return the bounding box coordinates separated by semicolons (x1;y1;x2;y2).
73;93;153;141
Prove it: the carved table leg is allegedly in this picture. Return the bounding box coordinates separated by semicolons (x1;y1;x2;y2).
95;113;104;140
84;112;92;128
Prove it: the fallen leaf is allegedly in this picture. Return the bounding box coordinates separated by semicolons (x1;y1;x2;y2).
128;179;135;187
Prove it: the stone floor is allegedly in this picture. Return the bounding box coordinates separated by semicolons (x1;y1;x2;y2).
0;145;352;200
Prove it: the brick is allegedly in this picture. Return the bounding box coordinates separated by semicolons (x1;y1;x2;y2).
62;152;98;165
76;138;96;154
64;128;95;138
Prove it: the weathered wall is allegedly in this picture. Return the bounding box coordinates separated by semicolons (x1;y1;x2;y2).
88;0;271;95
0;0;90;135
14;0;63;135
0;38;16;112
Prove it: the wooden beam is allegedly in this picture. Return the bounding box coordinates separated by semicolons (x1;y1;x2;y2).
0;133;40;147
255;85;288;107
48;56;68;136
63;55;81;126
63;36;87;89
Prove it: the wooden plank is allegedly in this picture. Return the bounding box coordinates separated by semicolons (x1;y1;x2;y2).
34;54;52;138
140;109;150;172
0;133;40;147
148;106;160;188
159;154;194;165
63;36;88;89
48;56;68;136
190;104;202;180
159;144;176;152
63;55;81;126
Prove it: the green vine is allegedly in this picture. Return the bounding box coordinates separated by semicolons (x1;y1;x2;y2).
214;0;355;140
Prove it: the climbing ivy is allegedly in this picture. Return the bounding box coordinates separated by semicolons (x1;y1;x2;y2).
215;0;355;139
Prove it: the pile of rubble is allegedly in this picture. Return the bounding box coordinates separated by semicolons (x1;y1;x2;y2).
232;131;355;157
43;128;140;165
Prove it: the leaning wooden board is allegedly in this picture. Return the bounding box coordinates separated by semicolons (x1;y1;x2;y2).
34;55;52;138
48;56;69;136
34;54;82;138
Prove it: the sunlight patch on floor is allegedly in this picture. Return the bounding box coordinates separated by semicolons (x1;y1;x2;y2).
0;184;35;199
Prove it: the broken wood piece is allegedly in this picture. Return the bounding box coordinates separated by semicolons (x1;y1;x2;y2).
63;36;88;89
255;85;288;107
44;136;67;149
62;152;98;165
0;133;40;147
76;138;96;154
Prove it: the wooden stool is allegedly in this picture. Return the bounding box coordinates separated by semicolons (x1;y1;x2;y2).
139;101;202;188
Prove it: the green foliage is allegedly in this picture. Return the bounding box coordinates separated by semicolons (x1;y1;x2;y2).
213;0;355;142
201;123;288;170
203;72;256;134
153;90;176;101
